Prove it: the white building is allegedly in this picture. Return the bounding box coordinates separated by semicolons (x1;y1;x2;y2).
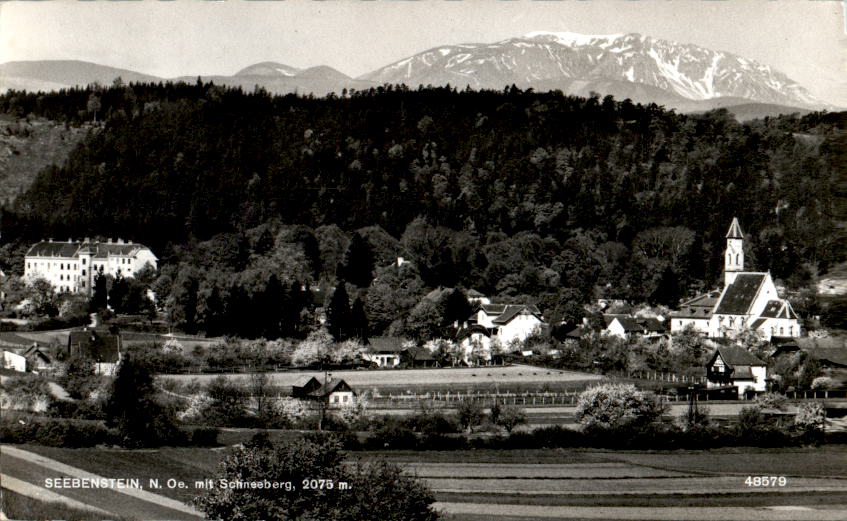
24;238;157;295
475;303;546;345
670;218;801;340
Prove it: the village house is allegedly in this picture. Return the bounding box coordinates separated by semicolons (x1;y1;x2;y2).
22;344;53;373
670;218;801;340
24;238;157;295
310;378;356;407
771;336;847;371
705;345;768;398
362;336;407;367
603;315;666;340
2;350;26;372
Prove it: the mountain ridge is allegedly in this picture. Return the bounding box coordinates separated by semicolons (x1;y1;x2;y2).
1;32;838;115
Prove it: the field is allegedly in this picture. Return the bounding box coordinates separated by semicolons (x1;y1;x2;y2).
4;443;847;520
160;364;605;394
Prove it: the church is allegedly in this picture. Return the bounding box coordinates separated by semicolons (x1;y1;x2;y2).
670;218;801;340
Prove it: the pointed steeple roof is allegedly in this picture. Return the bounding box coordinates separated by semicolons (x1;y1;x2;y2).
726;217;744;239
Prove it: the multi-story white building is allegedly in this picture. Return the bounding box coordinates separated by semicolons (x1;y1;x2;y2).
24;238;157;295
670;218;801;340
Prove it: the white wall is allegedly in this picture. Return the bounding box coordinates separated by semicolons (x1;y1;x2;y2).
2;351;26;372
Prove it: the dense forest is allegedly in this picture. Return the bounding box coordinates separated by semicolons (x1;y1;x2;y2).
0;81;844;338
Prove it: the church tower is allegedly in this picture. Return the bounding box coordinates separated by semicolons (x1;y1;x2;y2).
724;217;744;286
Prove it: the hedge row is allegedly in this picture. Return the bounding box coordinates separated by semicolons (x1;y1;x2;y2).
0;415;220;448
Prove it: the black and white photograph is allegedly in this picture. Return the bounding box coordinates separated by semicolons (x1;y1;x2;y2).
1;0;846;520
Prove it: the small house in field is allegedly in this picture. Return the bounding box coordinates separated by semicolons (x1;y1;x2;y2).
706;345;767;398
67;328;121;375
290;376;322;399
362;336;407;367
310;378;356;407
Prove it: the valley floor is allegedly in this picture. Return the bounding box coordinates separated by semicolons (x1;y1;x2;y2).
3;444;847;520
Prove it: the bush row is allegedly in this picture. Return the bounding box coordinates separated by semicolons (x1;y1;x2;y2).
0;415;220;448
352;423;838;451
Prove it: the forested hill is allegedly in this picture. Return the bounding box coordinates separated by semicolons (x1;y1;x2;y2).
0;83;844;313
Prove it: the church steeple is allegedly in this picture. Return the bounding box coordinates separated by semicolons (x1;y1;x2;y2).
725;217;744;285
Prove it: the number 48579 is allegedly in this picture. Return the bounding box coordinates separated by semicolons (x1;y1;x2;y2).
745;476;787;487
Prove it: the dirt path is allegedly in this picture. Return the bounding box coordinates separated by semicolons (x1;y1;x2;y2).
435;501;847;520
1;445;204;520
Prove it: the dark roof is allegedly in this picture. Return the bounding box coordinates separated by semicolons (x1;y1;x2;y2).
26;241;154;260
672;291;721;319
480;304;508;315
67;329;119;363
726;217;744;239
606;316;665;332
711;345;766;367
492;305;543;325
310;379;354;397
759;300;796;319
750;318;766;330
467;289;485;298
292;376;321;389
714;274;766;315
367;336;408;353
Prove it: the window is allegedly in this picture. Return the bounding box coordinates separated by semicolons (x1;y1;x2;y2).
82;269;86;276
779;327;784;335
60;263;64;270
736;254;740;264
332;396;339;403
82;259;86;265
343;395;349;403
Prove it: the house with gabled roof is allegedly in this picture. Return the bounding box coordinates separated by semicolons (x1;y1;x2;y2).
309;378;356;407
475;303;546;345
362;336;407;367
604;315;666;339
706;345;768;397
670;218;801;340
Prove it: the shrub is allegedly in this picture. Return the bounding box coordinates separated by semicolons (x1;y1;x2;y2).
456;400;485;432
794;401;826;433
0;416;115;447
754;392;788;410
575;383;666;431
811;376;837;390
192;436;439;521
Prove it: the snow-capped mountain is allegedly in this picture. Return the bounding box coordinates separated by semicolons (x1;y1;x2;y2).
361;32;822;108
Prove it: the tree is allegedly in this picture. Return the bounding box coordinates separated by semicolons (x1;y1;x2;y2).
104;354;179;447
348;296;369;342
337;232;374;287
204;376;248;426
794;401;826;433
496;404;527;433
292;329;334;367
326;284;351;341
456;399;484;432
109;273;129;312
59;355;98;400
90;272;108;311
192;436;438;521
575;383;666;431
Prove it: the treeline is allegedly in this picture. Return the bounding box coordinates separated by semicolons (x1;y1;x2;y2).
1;82;844;338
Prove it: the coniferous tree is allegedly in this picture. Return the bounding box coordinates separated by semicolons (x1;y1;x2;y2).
349;296;370;343
90;273;108;312
325;284;351;341
338;232;374;287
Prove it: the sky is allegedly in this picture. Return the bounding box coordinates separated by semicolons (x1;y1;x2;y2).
1;0;845;106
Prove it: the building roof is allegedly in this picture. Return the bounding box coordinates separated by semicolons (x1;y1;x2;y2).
712;345;766;367
671;290;721;319
605;315;665;333
492;304;543;325
367;336;408;353
292;376;321;389
25;240;156;261
757;300;797;320
726;217;744;239
750;318;766;330
714;273;766;315
466;289;485;298
310;379;354;397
